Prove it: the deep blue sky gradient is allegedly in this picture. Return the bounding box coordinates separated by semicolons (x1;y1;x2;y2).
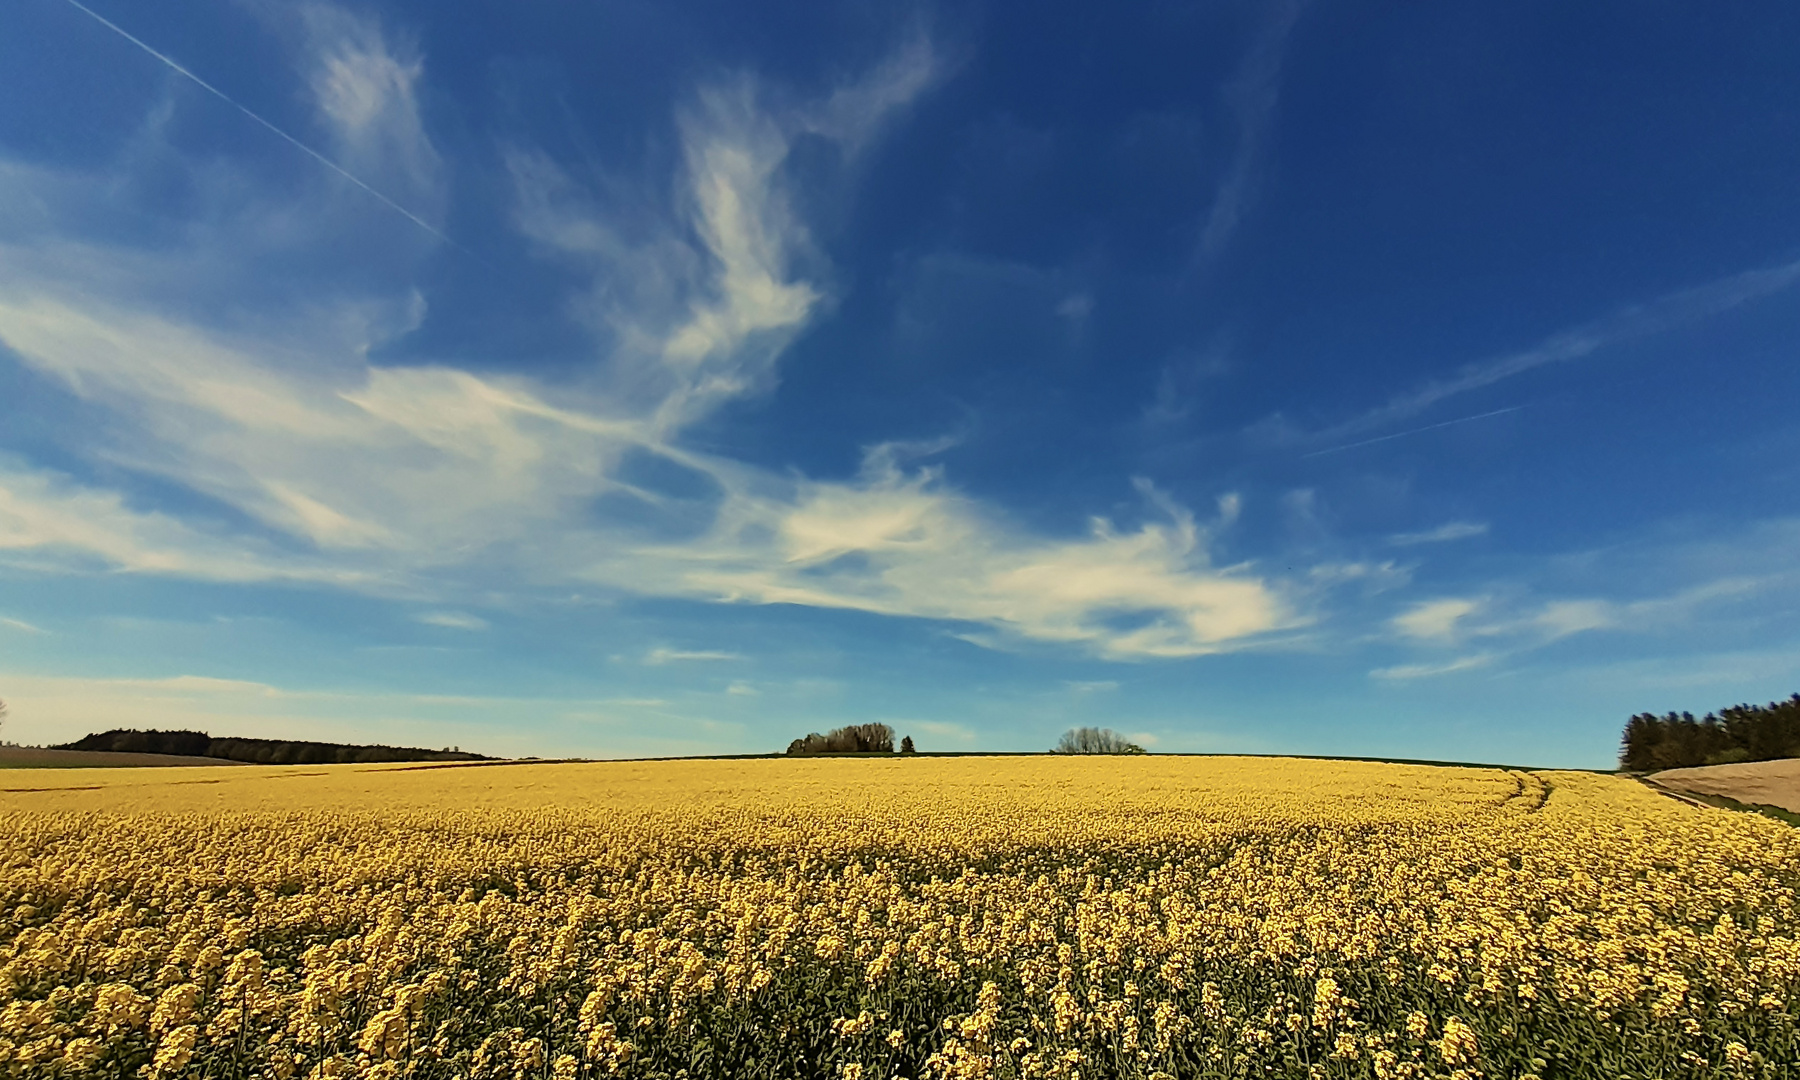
1;0;1797;765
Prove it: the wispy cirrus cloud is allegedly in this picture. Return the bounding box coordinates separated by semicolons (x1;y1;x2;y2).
1193;0;1305;272
0;458;379;586
601;458;1296;659
1310;258;1800;445
506;48;941;433
1302;406;1526;459
803;31;941;154
0;23;1314;663
912;719;976;744
301;5;444;211
1370;654;1494;681
1387;521;1489;547
1390;598;1484;643
1371;523;1800;682
51;0;454;248
642;648;744;665
415;611;487;630
1389;574;1780;652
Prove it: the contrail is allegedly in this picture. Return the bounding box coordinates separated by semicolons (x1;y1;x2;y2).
1302;405;1526;459
55;0;461;251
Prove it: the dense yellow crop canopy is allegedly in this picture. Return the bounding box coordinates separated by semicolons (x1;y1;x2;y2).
1;757;1795;1079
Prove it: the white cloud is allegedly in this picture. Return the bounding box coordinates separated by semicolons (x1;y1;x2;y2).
153;675;287;696
0;616;46;634
1372;545;1800;682
1532;599;1615;639
302;6;442;205
1391;598;1482;642
725;681;758;696
43;0;453;248
1389;572;1779;654
1064;680;1119;693
1388;521;1488;546
509;57;934;434
805;32;939;153
0;33;1304;663
643;648;743;665
0;671;696;756
912;719;976;743
658;87;820;378
0;459;375;585
1370;654;1494;681
2;260;1298;656
608;457;1294;659
415;611;487;630
0;289;649;575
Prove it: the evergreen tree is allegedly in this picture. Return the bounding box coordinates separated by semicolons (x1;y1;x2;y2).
1619;694;1800;770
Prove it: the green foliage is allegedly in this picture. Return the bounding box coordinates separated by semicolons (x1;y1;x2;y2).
1619;694;1800;770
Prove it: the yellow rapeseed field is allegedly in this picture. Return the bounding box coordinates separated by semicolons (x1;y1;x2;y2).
0;756;1796;1079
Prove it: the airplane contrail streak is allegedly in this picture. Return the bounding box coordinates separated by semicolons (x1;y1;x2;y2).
1302;405;1527;459
55;0;463;252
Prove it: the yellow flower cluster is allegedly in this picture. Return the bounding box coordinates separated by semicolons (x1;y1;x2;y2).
0;756;1795;1079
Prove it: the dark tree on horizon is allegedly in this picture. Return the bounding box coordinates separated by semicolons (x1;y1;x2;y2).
1053;727;1145;755
785;723;897;755
56;728;491;765
1620;694;1800;771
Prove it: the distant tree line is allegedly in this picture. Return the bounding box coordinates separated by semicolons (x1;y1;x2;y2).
1053;727;1146;755
1619;694;1800;771
786;723;914;755
56;729;490;765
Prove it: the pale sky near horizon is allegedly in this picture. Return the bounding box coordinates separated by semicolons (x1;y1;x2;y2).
3;0;1798;767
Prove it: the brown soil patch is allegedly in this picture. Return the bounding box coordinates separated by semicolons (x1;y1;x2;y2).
0;747;248;769
1650;758;1800;814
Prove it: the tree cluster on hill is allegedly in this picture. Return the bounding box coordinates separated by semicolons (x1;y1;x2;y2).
1053;727;1146;754
56;729;491;766
786;723;912;755
1619;694;1800;771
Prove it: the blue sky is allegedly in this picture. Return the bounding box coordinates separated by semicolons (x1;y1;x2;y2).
2;0;1798;767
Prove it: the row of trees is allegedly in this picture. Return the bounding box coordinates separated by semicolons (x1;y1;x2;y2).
786;723;915;755
1620;694;1800;771
56;729;490;766
1053;727;1146;754
784;724;1148;756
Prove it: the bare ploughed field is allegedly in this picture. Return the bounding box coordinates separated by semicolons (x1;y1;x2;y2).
1651;757;1800;814
0;746;245;769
